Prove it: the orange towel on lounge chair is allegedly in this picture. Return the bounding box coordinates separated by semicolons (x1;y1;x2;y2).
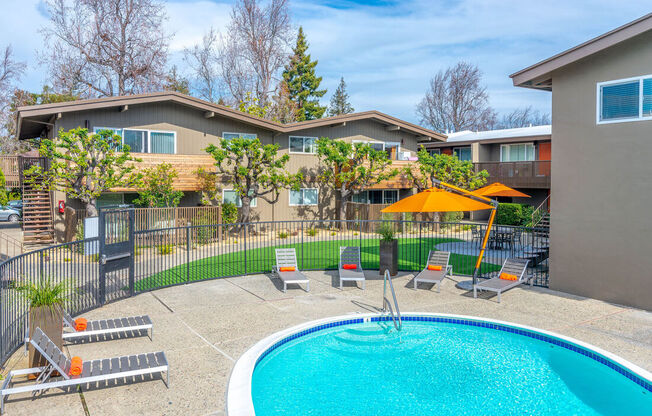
427;265;443;271
74;318;88;331
279;266;295;272
500;273;518;281
69;356;83;376
343;264;357;270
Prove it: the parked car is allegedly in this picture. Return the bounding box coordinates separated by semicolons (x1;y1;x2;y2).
0;206;21;222
8;200;22;211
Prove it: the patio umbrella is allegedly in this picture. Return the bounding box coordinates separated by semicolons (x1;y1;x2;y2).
473;182;530;198
381;183;498;290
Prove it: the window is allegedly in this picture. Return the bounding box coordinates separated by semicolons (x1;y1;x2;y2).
598;74;652;123
384;142;400;160
453;147;472;161
223;189;257;207
223;132;257;140
123;129;147;153
150;131;176;154
429;149;441;157
289;136;317;154
352;190;397;204
289;188;318;206
93;127;122;137
500;143;535;162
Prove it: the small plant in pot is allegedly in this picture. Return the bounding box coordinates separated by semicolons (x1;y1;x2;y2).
377;222;398;276
14;279;73;374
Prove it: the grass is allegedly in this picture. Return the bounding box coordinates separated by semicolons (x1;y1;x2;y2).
136;237;501;291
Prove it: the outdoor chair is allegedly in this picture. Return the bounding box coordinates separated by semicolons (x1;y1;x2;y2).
62;310;154;342
413;250;452;292
473;258;530;303
471;226;483;245
273;248;310;292
338;246;365;290
1;328;168;414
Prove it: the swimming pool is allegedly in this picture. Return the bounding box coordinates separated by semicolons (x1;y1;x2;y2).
227;314;652;415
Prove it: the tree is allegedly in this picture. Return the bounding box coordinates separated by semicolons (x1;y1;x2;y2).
282;27;327;121
1;86;77;154
220;0;292;106
316;138;398;221
194;167;220;206
269;81;297;123
163;66;190;95
0;167;8;206
183;28;221;102
40;0;170;97
403;147;488;193
496;106;550;129
205;137;302;223
0;45;25;107
328;77;354;117
26;128;141;217
134;163;183;207
416;62;496;133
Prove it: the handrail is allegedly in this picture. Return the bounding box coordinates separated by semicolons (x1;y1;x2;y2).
531;195;551;227
382;269;402;331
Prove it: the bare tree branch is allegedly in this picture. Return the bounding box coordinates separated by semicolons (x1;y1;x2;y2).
496;106;550;129
416;62;497;133
183;27;221;102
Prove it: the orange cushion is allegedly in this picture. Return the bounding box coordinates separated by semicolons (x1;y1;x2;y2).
69;356;83;376
343;264;357;270
427;265;443;271
500;273;518;281
74;318;87;331
279;266;295;272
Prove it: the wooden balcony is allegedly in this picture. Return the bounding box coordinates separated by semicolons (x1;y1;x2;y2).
474;161;551;189
0;156;21;188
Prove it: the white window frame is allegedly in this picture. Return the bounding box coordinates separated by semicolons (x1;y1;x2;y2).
500;142;535;162
122;128;148;153
222;189;257;208
223;132;258;140
596;73;652;125
288;136;318;154
148;130;177;154
289;188;319;206
93;127;122;136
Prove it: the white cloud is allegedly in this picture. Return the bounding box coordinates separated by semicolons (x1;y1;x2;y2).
1;0;650;124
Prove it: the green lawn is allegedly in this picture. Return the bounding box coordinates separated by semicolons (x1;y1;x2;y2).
136;237;501;291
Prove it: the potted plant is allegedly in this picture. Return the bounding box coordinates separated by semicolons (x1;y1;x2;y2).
15;279;72;372
377;222;398;276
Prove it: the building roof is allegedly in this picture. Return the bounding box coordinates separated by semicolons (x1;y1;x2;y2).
16;91;446;142
511;13;652;90
426;125;551;147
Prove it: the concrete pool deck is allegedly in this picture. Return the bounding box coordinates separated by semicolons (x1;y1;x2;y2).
2;271;651;415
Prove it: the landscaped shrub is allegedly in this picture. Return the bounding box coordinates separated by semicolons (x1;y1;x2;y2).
441;211;463;229
520;205;534;226
306;228;318;237
158;244;175;255
277;231;288;239
221;202;238;224
376;222;396;242
495;203;523;225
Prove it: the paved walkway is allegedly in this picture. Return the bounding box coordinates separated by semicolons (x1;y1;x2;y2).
2;271;651;415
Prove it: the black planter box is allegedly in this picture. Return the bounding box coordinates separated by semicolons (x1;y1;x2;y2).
379;239;398;276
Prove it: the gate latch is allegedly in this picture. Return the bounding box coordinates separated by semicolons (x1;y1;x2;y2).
100;253;131;265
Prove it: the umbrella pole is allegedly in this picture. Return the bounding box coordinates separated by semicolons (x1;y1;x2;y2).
471;204;497;285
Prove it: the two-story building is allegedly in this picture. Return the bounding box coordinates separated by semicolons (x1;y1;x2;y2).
15;92;445;242
422;125;551;212
511;13;652;310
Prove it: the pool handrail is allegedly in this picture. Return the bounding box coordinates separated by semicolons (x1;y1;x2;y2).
382;269;402;331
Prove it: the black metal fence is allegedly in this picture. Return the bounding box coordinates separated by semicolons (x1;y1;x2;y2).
1;219;549;366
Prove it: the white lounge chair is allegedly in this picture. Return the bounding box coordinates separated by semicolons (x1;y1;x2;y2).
273;248;309;292
473;258;530;303
1;328;168;414
62;310;153;341
413;251;452;292
338;246;365;290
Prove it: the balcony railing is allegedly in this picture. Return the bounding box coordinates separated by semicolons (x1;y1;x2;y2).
0;156;21;188
474;161;550;189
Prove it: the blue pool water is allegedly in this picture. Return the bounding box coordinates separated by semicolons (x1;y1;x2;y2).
252;320;651;415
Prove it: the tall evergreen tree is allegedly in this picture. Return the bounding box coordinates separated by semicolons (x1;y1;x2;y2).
328;77;354;117
282;27;327;121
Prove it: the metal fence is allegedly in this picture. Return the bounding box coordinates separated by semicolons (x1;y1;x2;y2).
0;219;549;366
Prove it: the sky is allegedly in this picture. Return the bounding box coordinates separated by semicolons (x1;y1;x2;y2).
1;0;651;124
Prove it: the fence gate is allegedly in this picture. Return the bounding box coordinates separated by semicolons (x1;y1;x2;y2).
98;206;135;304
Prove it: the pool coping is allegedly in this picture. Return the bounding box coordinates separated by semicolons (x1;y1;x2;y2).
226;312;652;416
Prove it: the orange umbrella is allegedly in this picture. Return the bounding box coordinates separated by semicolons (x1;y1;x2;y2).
473;182;530;198
381;188;493;213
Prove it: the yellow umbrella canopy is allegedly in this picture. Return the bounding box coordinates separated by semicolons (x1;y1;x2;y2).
473;182;530;198
381;188;493;213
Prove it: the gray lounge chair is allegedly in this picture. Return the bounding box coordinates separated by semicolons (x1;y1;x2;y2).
62;310;153;341
473;258;530;303
273;248;309;292
414;251;452;292
338;246;365;290
1;328;168;414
